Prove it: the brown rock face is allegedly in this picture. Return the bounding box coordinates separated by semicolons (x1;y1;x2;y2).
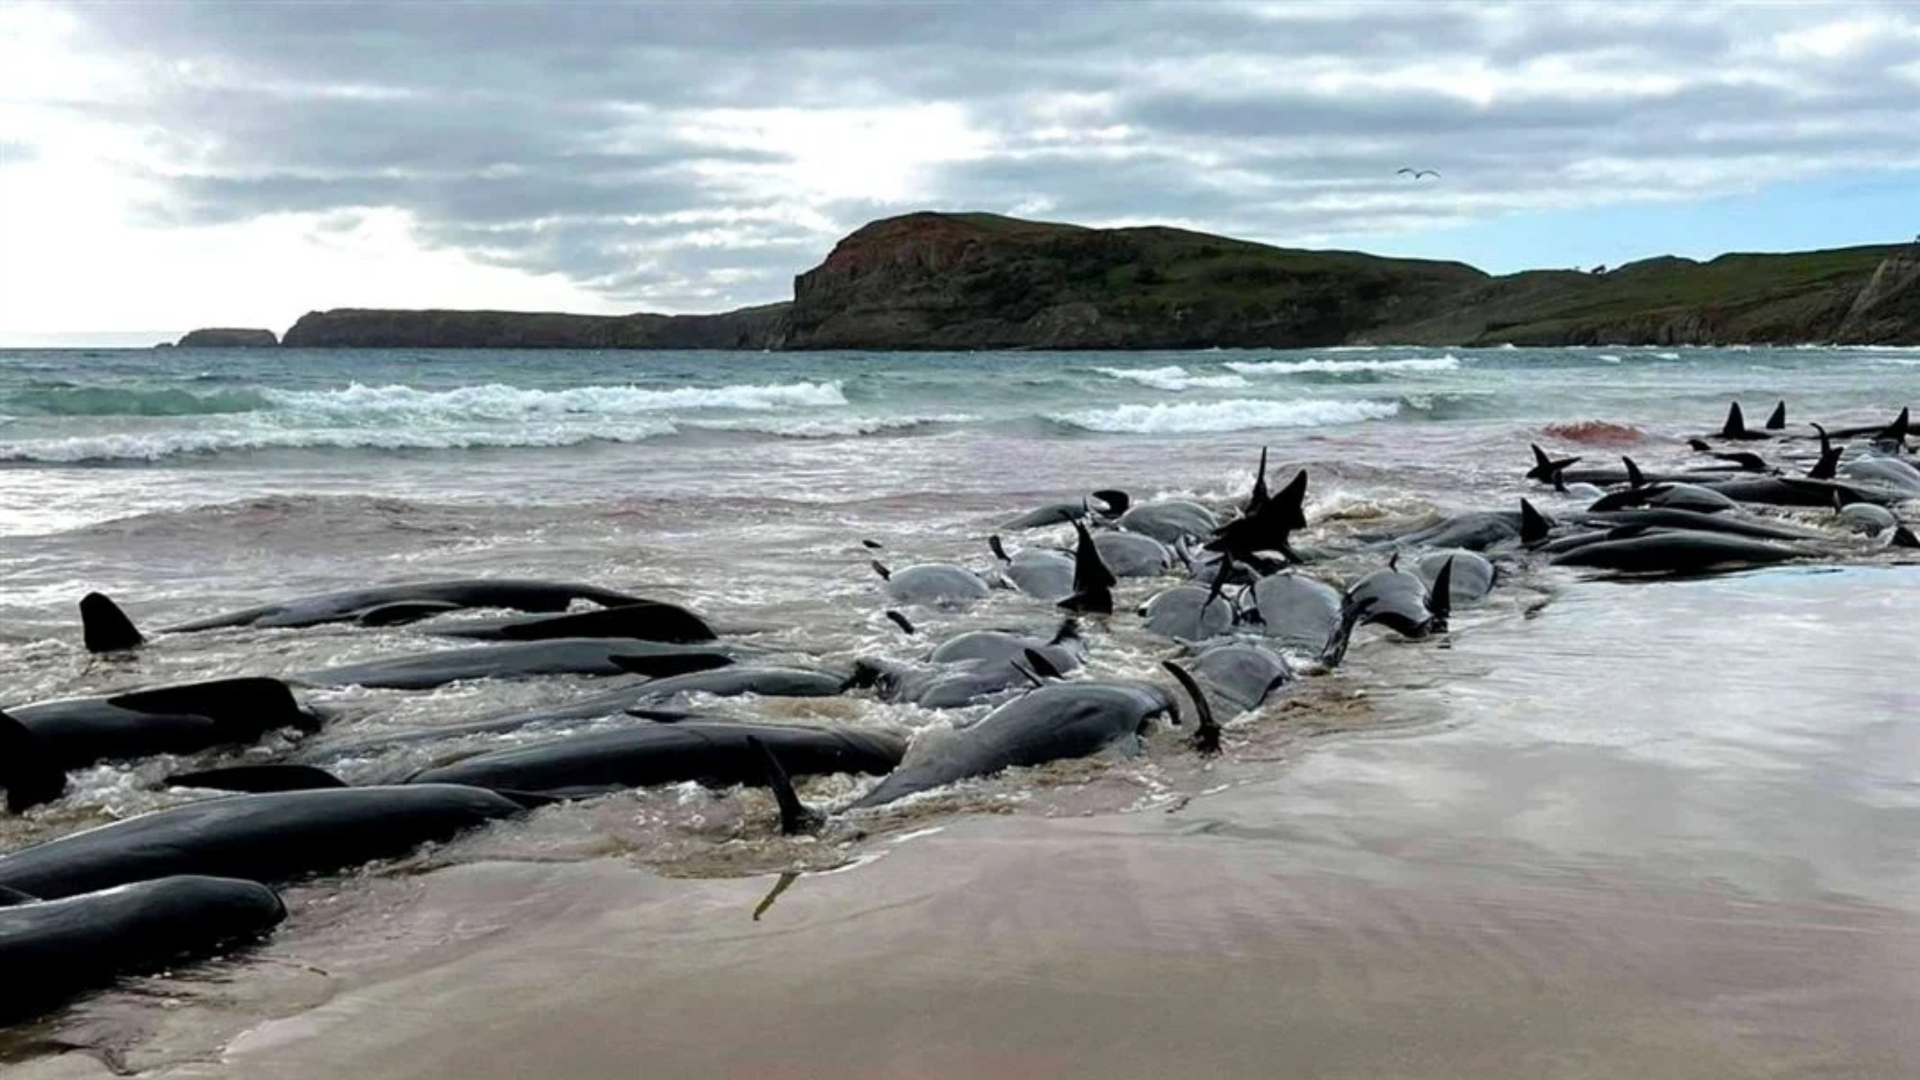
1837;248;1920;344
176;327;279;347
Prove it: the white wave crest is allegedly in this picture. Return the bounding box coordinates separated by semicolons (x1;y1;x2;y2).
259;380;848;420
1050;397;1399;434
1092;365;1249;391
0;423;684;463
1225;356;1461;376
686;413;976;438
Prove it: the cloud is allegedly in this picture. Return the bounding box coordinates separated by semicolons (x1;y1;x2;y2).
4;0;1919;329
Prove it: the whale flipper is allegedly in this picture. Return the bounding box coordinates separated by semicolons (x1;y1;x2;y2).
884;610;916;635
1161;661;1219;754
1765;401;1787;430
1058;522;1117;614
1426;556;1454;631
80;592;145;654
167;764;349;794
0;709;68;814
749;737;824;835
868;560;891;581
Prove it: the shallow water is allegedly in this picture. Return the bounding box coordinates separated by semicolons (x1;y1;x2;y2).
1;346;1917;1074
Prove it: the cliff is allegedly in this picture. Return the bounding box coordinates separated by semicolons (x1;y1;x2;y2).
253;213;1918;349
176;327;279;347
281;304;789;349
783;212;1486;349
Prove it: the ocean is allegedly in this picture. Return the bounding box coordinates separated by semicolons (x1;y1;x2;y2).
2;344;1918;1077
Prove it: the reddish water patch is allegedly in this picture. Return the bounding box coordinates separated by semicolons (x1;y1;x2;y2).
1540;419;1646;445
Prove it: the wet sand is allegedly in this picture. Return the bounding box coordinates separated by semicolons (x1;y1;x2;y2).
11;565;1905;1080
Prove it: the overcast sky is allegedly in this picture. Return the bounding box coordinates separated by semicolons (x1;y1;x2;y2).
2;1;1917;344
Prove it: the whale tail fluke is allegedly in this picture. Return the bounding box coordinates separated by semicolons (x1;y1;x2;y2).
749;736;825;836
1161;661;1220;754
166;764;348;794
80;591;145;654
0;709;68;814
1765;401;1787;430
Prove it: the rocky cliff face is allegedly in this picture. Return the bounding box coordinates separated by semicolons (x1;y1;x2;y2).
1836;248;1920;343
783;212;1486;350
280;304;789;349
176;327;279;347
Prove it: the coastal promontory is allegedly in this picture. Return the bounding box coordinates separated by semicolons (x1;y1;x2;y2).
263;212;1920;349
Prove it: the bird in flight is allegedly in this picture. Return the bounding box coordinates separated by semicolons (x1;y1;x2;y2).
1397;168;1440;179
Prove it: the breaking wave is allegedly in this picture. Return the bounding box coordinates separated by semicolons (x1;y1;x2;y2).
2;385;275;417
257;380;849;418
1092;365;1249;391
1049;397;1399;434
1225;356;1462;376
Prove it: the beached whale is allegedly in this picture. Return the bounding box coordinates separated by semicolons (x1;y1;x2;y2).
1241;570;1344;652
172;720;907;800
847;680;1180;811
1;678;322;812
870;561;994;607
1181;641;1293;717
988;535;1076;600
1139;580;1235;641
853;623;1084;709
1117;500;1218;545
1550;531;1808;574
134;579;645;636
1345;558;1452;639
299;638;744;690
0;875;287;1023
1058;521;1120;615
0;785;527;901
1000;490;1129;530
416;600;716;643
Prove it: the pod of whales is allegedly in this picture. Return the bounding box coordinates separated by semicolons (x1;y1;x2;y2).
10;394;1914;1025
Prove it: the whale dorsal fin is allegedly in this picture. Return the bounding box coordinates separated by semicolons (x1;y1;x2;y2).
748;737;824;835
1722;402;1748;438
80;591;144;654
1765;401;1787;430
1426;556;1454;630
1160;661;1219;754
1809;423;1840;479
1520;499;1552;546
1687;438;1712;452
1622;456;1645;488
1245;447;1271;513
1274;469;1309;530
167;764;347;794
1879;407;1911;446
1021;647;1064;682
0;709;68;814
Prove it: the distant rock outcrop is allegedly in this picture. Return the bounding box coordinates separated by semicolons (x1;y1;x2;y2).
782;212;1486;350
280;305;788;349
183;212;1919;351
176;327;279;347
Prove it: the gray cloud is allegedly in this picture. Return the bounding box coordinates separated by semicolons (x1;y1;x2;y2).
32;1;1920;311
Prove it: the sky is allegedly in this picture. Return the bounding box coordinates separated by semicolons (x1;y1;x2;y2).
2;1;1917;345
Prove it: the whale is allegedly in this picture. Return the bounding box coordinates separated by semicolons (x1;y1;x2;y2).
1092;530;1175;578
0;785;527;901
299;638;746;690
1181;641;1293;717
987;535;1076;601
1414;549;1495;605
1704;476;1904;508
1345;557;1452;639
1716;402;1771;441
138;579;645;635
1206;469;1308;564
0;875;287;1023
174;720;907;800
1572;507;1828;543
1057;521;1119;615
1139;575;1235;642
1240;570;1344;652
853;623;1085;708
417;600;716;643
1550;531;1808;574
870;561;993;607
1000;490;1129;530
2;679;323;813
1116;500;1219;546
846;680;1179;811
617;664;849;710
